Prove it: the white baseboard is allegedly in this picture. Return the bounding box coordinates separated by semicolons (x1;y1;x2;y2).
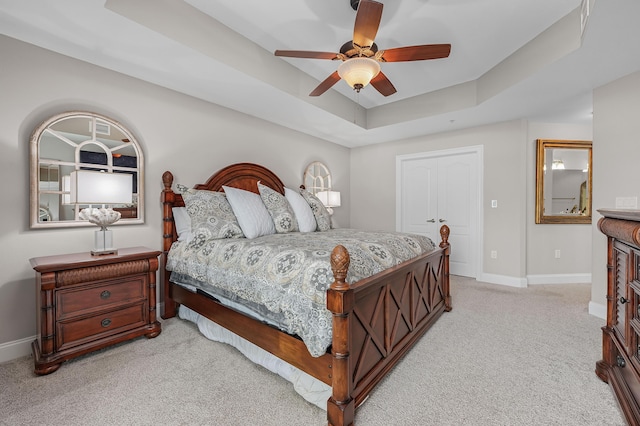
589;301;607;320
527;273;592;285
476;273;528;288
476;272;603;320
0;335;34;364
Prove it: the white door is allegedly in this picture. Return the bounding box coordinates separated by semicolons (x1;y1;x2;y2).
397;148;480;278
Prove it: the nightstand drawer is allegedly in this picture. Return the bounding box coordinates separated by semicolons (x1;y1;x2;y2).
57;277;145;319
57;304;146;351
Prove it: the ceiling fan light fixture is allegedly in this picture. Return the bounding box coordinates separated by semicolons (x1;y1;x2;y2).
338;57;380;92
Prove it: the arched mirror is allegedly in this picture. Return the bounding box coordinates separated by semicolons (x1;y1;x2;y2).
303;161;332;195
535;139;592;224
30;111;144;228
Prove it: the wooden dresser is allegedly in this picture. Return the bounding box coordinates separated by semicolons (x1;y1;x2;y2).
30;246;162;375
597;209;640;425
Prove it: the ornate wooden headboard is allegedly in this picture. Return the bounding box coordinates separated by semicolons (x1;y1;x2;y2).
162;162;286;241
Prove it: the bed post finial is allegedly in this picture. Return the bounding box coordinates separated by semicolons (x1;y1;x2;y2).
439;224;450;247
162;171;174;190
330;245;350;291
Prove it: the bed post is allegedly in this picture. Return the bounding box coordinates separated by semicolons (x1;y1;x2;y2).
439;225;452;312
326;245;355;426
161;171;178;319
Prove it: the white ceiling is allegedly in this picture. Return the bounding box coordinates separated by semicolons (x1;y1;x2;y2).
1;0;639;147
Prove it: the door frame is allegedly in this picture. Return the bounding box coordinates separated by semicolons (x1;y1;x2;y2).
396;145;484;279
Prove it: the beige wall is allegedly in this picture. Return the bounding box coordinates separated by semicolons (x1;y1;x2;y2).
351;119;596;285
350;120;529;281
525;122;593;280
591;70;640;310
0;35;349;351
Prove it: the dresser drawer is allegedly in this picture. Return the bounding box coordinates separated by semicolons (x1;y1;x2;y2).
56;303;147;351
57;277;145;319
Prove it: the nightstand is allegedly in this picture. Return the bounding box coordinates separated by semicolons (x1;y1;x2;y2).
30;246;162;375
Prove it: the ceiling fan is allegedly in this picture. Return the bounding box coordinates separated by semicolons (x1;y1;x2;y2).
274;0;451;97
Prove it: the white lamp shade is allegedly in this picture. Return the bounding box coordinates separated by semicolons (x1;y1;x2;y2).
316;190;341;208
338;58;380;90
70;170;132;204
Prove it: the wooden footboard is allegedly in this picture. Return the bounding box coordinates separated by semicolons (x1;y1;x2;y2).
160;167;451;426
326;227;450;426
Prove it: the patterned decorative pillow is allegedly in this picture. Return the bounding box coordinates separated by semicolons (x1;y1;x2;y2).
258;183;299;233
175;184;244;239
300;188;331;231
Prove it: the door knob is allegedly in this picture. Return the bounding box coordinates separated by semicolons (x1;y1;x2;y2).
439;219;447;223
427;219;435;223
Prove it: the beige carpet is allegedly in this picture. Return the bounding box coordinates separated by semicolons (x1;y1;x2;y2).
0;277;626;425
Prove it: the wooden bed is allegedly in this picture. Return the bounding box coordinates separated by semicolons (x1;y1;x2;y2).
160;163;451;426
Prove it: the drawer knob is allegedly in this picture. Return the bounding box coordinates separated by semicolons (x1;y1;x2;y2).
617;355;626;368
101;318;112;328
620;296;630;304
100;290;111;300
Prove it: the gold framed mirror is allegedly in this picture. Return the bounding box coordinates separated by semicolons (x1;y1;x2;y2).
535;139;592;224
30;111;144;229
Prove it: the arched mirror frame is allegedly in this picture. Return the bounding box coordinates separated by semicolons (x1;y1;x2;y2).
303;161;332;195
535;139;592;224
30;111;144;229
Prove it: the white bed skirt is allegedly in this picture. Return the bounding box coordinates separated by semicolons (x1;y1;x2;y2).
178;305;331;409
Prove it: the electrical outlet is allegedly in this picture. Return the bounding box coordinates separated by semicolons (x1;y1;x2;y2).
555;249;561;259
491;250;497;259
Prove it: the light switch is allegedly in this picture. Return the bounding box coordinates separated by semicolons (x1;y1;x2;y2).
491;200;498;208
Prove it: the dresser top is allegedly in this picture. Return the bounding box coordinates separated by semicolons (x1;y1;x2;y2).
29;246;161;273
598;209;640;222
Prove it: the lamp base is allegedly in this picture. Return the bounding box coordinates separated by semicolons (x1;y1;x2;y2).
90;248;118;256
91;228;117;256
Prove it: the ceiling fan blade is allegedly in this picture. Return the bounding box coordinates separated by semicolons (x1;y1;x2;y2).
380;44;451;62
370;71;397;96
353;0;383;48
275;50;339;60
309;71;342;96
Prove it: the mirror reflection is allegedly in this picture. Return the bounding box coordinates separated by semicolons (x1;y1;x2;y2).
30;111;144;228
535;139;592;224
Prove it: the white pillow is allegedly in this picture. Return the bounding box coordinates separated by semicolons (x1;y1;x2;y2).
284;187;317;233
172;207;193;242
223;186;276;239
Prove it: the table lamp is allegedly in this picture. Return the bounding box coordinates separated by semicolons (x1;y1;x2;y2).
316;190;341;215
70;170;132;255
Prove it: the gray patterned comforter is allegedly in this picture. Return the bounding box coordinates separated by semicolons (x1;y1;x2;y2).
167;229;436;357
